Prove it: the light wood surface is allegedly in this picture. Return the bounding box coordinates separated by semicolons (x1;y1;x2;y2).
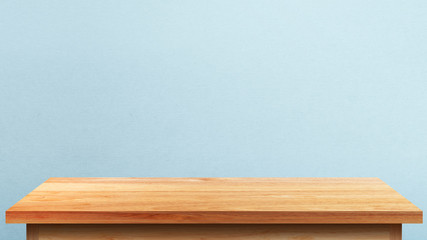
7;178;422;224
31;224;400;240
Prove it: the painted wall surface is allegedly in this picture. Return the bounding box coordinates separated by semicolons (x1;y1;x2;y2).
1;1;426;238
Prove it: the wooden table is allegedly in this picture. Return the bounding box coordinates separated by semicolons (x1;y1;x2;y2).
6;178;422;240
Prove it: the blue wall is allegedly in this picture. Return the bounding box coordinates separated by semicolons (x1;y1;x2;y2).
1;1;425;238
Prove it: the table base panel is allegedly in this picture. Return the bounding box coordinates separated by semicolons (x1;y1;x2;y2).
27;224;402;240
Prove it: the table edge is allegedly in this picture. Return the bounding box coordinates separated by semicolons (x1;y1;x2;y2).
6;210;423;224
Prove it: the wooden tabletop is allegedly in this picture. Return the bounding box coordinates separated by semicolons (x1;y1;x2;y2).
6;177;422;224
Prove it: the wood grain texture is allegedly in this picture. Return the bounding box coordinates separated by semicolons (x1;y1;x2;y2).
6;178;422;224
26;224;39;240
37;224;396;240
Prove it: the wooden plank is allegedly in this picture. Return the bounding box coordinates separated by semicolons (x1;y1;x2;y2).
26;224;39;240
6;178;423;224
390;224;402;240
7;210;421;224
38;224;394;240
8;191;418;211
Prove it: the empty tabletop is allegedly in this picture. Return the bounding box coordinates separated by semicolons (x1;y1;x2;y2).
6;177;422;224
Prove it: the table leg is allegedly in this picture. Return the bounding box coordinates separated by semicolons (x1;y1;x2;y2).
26;224;39;240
